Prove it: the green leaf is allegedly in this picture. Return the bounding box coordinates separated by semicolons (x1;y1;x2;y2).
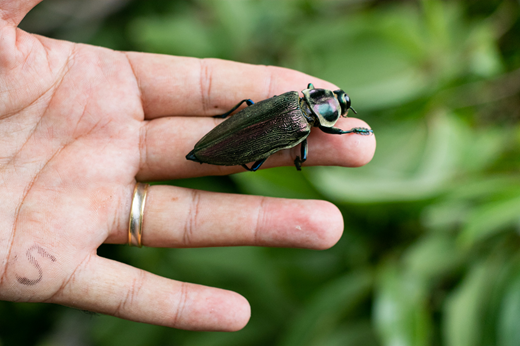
498;270;520;346
403;233;463;283
129;14;217;57
280;270;373;346
321;320;379;346
374;265;432;346
459;194;520;246
93;315;162;346
443;261;493;346
309;111;464;203
232;166;323;199
289;7;433;111
467;24;504;77
421;199;471;231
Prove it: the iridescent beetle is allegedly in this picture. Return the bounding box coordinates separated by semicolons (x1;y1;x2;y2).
186;83;372;171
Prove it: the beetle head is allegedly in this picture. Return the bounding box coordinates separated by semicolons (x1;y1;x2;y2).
333;90;357;117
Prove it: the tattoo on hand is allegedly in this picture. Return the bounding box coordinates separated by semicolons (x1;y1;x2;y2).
16;245;57;286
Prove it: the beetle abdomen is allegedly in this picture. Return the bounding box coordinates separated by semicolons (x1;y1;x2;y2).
192;91;311;166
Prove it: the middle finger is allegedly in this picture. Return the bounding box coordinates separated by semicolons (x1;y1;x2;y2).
137;116;375;180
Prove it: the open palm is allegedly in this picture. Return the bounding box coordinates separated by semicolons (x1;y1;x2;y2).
0;1;375;331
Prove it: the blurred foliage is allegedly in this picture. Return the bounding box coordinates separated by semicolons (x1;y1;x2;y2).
3;0;520;345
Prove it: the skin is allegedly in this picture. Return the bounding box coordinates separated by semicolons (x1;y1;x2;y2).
0;1;376;332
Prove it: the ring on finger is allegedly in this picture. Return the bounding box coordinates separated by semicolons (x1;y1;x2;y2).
128;182;149;247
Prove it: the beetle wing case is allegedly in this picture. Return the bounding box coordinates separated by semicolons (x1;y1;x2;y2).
191;91;311;166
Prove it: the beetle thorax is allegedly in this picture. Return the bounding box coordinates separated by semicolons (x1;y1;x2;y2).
301;88;341;128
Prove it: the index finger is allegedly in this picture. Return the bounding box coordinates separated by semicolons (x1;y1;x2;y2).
124;52;339;119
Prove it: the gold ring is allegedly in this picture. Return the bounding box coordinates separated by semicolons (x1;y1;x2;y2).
128;182;149;247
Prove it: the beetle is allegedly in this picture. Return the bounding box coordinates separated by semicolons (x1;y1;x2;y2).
186;83;373;171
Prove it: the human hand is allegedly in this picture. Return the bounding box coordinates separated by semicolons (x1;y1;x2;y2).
0;1;375;331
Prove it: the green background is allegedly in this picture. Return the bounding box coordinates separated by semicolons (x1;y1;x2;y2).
2;0;520;345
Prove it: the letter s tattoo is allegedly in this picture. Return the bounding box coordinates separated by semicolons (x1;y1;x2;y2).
16;245;56;286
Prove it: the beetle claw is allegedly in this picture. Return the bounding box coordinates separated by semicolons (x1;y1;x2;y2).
294;157;302;171
351;127;373;135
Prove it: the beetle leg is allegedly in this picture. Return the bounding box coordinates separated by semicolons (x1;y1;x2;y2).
242;158;267;172
214;99;255;118
294;139;308;171
319;126;373;135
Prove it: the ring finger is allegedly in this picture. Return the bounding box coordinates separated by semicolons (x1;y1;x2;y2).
106;185;344;249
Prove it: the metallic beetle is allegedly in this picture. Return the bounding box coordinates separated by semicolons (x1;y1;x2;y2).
186;83;373;171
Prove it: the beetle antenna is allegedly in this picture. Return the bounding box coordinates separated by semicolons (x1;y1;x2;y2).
350;107;357;115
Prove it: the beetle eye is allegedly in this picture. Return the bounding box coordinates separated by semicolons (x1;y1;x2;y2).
333;89;350;117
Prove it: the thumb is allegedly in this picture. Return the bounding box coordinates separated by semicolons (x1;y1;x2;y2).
0;0;42;26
